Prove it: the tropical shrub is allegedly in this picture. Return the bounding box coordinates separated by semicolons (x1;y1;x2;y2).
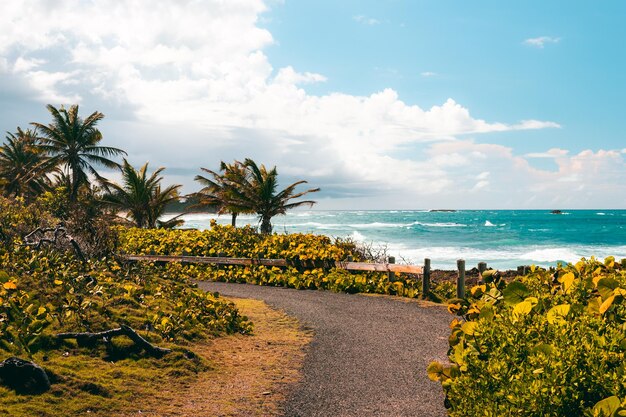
428;257;626;417
0;200;252;358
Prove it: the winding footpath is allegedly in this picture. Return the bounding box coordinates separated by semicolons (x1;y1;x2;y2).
197;281;451;417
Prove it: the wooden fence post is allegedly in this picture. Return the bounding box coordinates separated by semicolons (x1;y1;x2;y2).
517;265;527;276
457;259;466;298
478;262;487;282
388;256;396;282
422;258;431;299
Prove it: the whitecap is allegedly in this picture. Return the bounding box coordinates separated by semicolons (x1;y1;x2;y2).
484;220;495;227
413;221;468;228
348;222;408;228
350;231;366;242
520;248;580;263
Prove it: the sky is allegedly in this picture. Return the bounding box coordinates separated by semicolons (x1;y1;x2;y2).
0;0;625;209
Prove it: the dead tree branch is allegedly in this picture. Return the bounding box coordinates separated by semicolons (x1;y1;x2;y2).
56;325;171;358
23;224;86;263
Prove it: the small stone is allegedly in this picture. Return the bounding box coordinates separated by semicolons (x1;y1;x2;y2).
262;391;271;395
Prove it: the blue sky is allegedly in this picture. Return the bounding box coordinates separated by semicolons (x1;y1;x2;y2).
263;1;625;153
0;1;624;208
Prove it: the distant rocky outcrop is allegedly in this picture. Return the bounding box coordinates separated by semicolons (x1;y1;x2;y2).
551;210;563;215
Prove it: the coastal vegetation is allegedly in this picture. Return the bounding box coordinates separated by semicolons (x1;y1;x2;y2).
428;257;626;416
0;195;257;414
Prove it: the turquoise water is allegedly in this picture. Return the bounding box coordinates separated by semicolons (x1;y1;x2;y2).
170;210;626;270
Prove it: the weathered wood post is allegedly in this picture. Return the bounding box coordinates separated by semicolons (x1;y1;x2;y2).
478;262;487;282
517;265;527;276
388;256;396;282
457;259;466;298
422;258;431;299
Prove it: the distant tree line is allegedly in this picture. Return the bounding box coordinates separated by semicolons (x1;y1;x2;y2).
0;105;319;234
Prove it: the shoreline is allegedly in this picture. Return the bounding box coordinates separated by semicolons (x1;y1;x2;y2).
161;210;626;271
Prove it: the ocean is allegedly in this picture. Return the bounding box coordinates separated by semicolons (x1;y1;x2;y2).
169;210;626;270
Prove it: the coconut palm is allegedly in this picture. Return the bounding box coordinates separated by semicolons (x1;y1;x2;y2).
32;104;126;201
194;161;253;227
229;158;320;234
100;160;183;228
0;127;52;201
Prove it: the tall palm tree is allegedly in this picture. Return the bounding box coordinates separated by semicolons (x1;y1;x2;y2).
100;160;183;228
0;127;52;201
228;158;320;234
194;161;253;227
32;104;126;201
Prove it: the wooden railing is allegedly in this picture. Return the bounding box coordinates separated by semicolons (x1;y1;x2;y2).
124;254;424;274
125;254;499;299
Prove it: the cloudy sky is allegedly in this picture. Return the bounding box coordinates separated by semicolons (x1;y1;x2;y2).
1;0;625;209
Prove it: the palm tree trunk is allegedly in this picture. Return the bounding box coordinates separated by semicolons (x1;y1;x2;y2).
260;216;272;235
231;212;238;227
70;169;79;202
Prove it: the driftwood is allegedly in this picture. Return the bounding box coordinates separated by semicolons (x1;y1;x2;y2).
56;325;171;358
23;224;86;263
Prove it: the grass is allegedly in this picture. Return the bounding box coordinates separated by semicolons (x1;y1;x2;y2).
0;297;311;416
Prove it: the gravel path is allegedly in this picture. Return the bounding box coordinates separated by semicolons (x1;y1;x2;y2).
197;281;451;417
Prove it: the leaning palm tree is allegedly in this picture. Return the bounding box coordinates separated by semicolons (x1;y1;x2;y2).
229;158;320;234
100;160;183;228
0;127;52;201
194;161;253;227
32;105;126;201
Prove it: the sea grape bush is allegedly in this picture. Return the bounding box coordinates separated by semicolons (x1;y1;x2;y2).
117;226;454;300
117;223;351;261
0;248;252;356
0;201;253;357
428;257;626;417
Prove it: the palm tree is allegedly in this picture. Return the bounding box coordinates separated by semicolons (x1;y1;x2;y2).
32;104;126;201
228;158;320;234
0;127;52;201
194;161;253;227
100;160;183;228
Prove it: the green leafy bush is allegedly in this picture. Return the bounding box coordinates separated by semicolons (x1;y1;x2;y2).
429;257;626;417
0;200;252;357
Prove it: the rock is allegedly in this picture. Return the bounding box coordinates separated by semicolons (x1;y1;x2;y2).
0;357;51;394
551;210;563;214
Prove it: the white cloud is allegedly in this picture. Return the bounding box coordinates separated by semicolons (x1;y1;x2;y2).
512;120;561;130
1;0;619;208
523;36;561;48
353;15;380;25
525;148;569;158
13;57;46;73
274;66;327;85
421;71;437;77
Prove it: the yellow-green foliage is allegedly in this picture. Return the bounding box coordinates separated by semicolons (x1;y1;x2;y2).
0;250;251;358
428;257;626;417
117;226;450;300
118;223;351;261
